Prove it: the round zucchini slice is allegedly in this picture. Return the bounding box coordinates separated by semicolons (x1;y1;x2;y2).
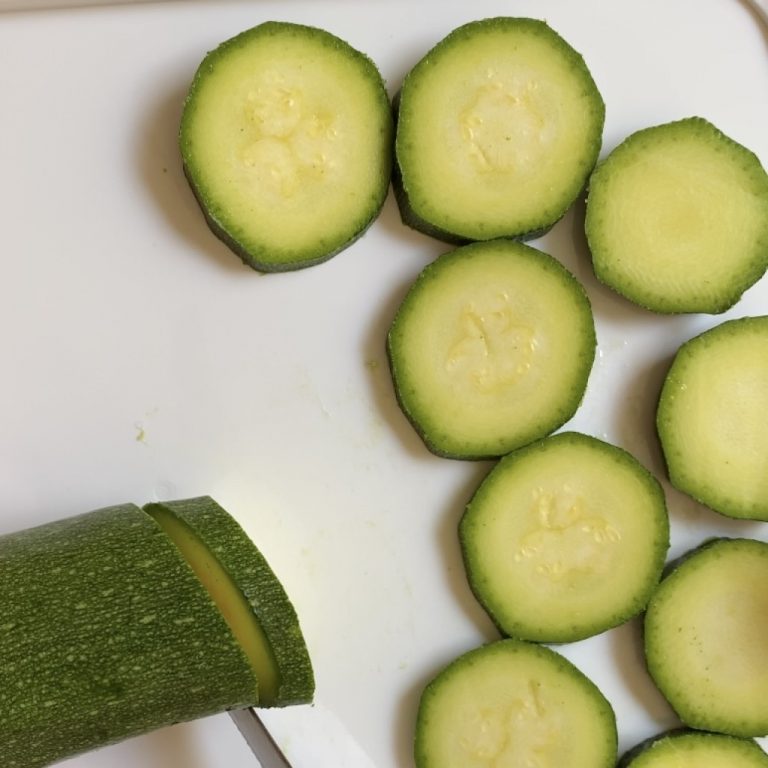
585;117;768;314
656;316;768;521
644;538;768;738
180;21;393;272
394;17;605;242
460;432;669;642
415;639;617;768
619;730;768;768
387;239;596;459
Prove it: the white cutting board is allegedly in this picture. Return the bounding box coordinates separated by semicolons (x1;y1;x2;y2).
0;1;766;766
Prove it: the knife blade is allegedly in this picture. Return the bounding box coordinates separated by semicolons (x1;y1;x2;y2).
229;708;293;768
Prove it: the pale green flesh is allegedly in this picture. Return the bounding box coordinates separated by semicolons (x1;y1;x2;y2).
415;640;616;768
657;316;768;520
644;539;768;737
624;731;768;768
181;22;392;268
147;507;280;704
586;118;768;313
461;433;668;642
397;17;604;241
388;240;595;458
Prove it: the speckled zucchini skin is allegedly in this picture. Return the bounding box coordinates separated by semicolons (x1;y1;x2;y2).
0;504;258;768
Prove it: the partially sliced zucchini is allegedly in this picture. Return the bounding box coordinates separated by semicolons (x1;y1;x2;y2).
460;432;669;642
387;239;596;459
644;538;768;738
180;21;393;271
585;118;768;313
415;639;617;768
145;496;314;706
394;17;605;242
0;498;313;768
619;730;768;767
656;316;768;521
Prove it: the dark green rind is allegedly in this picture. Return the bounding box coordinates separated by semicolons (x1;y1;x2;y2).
181;165;389;274
656;315;768;521
618;729;768;767
180;21;394;273
387;240;597;460
144;497;314;707
394;17;605;244
391;154;554;246
459;432;670;643
0;504;258;768
585;117;768;314
644;537;768;738
414;639;617;768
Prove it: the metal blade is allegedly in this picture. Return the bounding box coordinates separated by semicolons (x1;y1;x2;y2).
229;708;293;768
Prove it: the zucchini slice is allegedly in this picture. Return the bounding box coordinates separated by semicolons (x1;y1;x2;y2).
585;118;768;314
644;538;768;738
145;496;314;707
460;432;669;642
656;316;768;521
619;730;768;767
415;639;617;768
394;17;605;242
180;21;393;272
0;499;312;768
387;239;596;459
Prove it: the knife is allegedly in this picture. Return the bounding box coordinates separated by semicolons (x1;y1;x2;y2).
229;708;293;768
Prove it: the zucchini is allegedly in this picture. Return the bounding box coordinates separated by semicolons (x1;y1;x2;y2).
644;538;768;738
619;730;768;767
0;497;313;768
460;432;669;642
145;496;313;706
656;316;768;521
394;17;605;243
585;117;768;313
415;639;617;768
387;239;596;459
180;21;393;272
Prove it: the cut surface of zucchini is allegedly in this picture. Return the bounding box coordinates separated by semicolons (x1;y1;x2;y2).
585;118;768;313
145;497;314;707
181;21;393;271
620;730;768;767
395;17;605;242
644;538;768;737
387;239;596;459
657;316;768;521
460;432;669;642
415;639;617;768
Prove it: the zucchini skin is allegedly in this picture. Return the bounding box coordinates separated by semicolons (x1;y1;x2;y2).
0;504;258;768
145;496;315;706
